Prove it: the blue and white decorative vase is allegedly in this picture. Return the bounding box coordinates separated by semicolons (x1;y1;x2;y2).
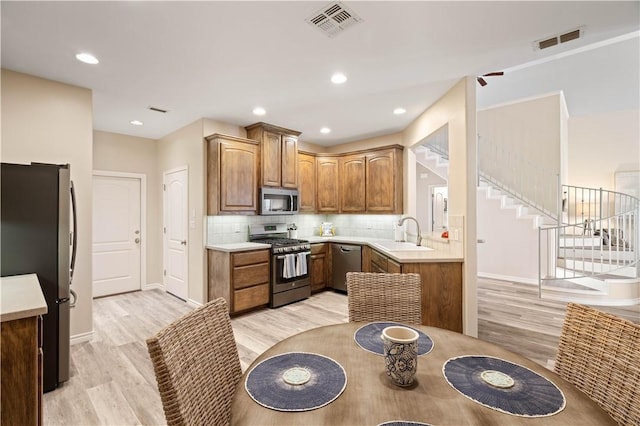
382;326;419;386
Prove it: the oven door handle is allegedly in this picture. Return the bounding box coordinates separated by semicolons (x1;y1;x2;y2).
276;251;311;260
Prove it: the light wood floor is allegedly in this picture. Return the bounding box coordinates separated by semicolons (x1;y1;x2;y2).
43;278;639;425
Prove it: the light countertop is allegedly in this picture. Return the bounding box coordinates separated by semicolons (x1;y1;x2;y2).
1;273;48;322
208;236;462;263
206;242;271;252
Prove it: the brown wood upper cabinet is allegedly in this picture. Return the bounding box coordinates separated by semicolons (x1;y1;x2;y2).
245;122;301;189
316;156;340;213
298;152;316;212
366;147;403;213
340;154;366;213
303;145;403;214
206;134;259;215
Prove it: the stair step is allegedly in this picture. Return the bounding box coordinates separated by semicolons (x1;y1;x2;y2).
556;262;637;276
540;275;640;306
558;248;636;262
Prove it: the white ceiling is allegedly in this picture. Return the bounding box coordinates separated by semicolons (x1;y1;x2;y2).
2;1;639;146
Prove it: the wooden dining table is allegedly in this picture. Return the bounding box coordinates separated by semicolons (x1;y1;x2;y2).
230;322;616;425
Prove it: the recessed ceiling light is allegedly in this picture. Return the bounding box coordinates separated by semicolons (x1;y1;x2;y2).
252;107;266;116
320;127;331;134
75;53;99;65
331;73;347;84
130;120;143;126
393;107;407;115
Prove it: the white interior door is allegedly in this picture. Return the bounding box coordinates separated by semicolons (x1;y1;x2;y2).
164;167;188;300
92;175;141;297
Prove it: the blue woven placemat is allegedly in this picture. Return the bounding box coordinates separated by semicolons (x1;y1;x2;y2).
354;321;434;356
443;355;566;417
245;352;347;412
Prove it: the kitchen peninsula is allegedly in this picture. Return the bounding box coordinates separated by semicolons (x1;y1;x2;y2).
208;235;463;332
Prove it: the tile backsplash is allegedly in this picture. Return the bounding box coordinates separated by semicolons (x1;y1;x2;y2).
206;214;401;245
206;214;463;258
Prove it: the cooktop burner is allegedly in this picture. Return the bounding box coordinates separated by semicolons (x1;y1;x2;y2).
249;223;310;254
255;238;308;246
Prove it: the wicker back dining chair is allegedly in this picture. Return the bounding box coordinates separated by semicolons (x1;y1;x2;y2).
146;298;241;426
346;272;422;324
554;302;640;426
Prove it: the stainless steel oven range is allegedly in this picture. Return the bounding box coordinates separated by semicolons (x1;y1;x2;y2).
249;223;311;308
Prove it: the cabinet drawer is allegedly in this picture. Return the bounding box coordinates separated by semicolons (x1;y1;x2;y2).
232;250;270;267
311;243;326;255
234;284;269;312
233;262;269;290
387;259;402;274
371;264;387;274
370;250;388;270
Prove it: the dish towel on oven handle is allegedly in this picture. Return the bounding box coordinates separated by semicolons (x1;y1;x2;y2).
283;253;297;279
296;252;308;276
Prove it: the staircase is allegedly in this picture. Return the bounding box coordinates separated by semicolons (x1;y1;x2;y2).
417;142;639;306
540;185;639;306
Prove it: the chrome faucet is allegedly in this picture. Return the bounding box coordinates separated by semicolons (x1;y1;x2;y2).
397;216;422;246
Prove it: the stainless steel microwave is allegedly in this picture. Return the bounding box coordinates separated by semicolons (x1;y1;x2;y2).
260;187;299;215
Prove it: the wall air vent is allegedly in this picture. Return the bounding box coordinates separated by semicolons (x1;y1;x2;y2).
305;2;363;38
149;106;168;113
535;27;583;50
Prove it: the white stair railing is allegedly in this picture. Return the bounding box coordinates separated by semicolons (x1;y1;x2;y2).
540;185;639;287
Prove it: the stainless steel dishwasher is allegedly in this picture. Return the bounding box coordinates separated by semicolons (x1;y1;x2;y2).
331;244;362;292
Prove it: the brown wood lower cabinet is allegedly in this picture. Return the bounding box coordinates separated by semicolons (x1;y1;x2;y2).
208;249;270;314
402;262;463;333
209;245;461;331
363;246;462;332
310;243;329;292
368;247;401;273
1;315;42;426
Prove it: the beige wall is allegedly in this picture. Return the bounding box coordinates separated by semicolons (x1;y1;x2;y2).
93;130;162;286
158;118;245;305
568;108;640;191
1;69;93;338
402;77;478;337
477;93;566;213
318;133;403;154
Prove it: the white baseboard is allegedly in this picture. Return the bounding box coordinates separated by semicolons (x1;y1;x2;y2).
143;283;201;309
478;272;538;286
143;282;164;291
187;299;202;309
70;330;94;345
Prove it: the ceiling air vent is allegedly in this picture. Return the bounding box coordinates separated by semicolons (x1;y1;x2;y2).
535;27;583;50
149;106;168;113
305;2;363;38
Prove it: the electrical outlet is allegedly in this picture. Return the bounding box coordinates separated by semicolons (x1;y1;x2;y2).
454;229;460;241
234;224;241;233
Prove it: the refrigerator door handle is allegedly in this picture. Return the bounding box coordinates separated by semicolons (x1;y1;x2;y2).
69;289;77;309
69;180;78;284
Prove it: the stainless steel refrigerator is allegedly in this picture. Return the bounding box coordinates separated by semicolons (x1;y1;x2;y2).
1;162;77;392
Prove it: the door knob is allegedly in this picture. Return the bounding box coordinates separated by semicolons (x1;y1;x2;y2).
135;238;140;244
181;240;187;246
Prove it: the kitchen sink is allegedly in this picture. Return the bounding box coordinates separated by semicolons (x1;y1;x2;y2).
371;241;434;252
